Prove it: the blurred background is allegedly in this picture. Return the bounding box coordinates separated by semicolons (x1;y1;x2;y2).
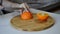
0;0;60;15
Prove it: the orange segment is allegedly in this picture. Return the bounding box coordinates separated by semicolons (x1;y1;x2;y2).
37;12;49;21
21;11;33;20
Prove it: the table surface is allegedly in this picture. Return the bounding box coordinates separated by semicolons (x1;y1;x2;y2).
0;8;60;34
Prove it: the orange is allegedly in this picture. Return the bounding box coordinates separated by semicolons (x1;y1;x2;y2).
37;13;49;21
21;11;33;20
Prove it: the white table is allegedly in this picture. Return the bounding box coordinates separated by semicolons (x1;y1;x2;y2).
0;8;60;34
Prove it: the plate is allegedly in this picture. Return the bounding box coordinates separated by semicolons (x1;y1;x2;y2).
0;8;60;34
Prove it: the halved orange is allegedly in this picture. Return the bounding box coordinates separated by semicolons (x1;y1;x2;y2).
37;12;49;21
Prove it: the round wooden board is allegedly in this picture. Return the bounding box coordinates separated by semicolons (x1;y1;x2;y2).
10;13;54;31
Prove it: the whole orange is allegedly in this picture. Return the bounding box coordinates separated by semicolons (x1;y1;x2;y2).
21;11;33;20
